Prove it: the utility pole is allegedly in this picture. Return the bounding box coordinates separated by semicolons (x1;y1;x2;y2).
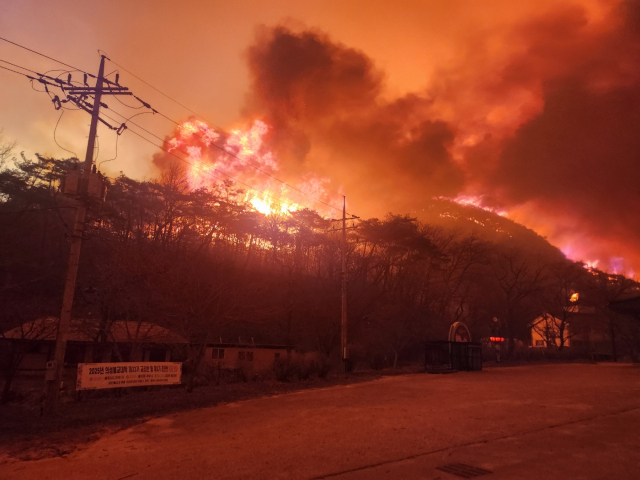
341;195;348;373
43;55;128;415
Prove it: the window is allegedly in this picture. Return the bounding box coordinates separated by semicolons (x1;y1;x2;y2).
274;352;280;360
212;348;225;360
535;340;545;347
149;348;166;362
238;351;246;361
246;351;254;362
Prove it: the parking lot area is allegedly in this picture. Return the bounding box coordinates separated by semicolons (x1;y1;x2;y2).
2;363;640;479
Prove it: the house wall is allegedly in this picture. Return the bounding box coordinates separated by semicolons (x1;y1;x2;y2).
8;341;178;373
531;316;571;348
18;352;49;371
204;346;287;372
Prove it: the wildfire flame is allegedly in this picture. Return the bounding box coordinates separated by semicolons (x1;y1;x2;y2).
447;194;508;217
445;195;633;277
165;119;338;217
163;120;633;277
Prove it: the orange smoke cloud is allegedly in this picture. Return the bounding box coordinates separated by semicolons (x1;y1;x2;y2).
235;1;640;274
148;1;640;274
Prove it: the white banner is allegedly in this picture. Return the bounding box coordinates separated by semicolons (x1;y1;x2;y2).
76;362;182;390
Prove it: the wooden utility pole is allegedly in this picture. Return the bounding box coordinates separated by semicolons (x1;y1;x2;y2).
43;56;107;416
341;195;348;373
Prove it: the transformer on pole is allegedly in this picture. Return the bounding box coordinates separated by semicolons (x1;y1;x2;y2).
43;55;128;415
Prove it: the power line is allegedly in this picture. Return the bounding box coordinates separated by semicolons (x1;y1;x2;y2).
0;36;92;77
119;122;326;214
105;57;346;205
0;63;28;76
97;111;149;170
53;110;79;159
1;45;354;217
123;127;311;213
105;56;219;129
0;57;40;75
104;95;344;212
2;50;347;214
98;107;343;214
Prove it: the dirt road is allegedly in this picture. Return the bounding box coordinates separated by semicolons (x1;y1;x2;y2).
2;364;640;479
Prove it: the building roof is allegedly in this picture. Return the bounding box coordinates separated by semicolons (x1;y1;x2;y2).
207;342;289;350
1;318;187;344
530;314;566;327
608;296;640;316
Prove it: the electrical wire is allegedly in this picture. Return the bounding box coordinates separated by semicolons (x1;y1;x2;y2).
0;63;27;76
0;36;92;77
112;93;144;109
52;193;76;235
104;105;344;212
98;108;342;213
122;126;318;214
0;57;40;75
2;52;346;213
98;132;119;170
53;110;79;159
106;58;345;204
0;45;355;217
30;78;46;92
97;110;151;170
106;57;221;129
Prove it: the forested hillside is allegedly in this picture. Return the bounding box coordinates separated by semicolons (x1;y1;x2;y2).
1;149;639;371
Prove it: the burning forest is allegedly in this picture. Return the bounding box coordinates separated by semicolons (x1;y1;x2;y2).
2;0;640;380
3;2;640;476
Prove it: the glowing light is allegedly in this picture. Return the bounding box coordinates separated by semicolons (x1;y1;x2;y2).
584;260;599;269
569;293;579;303
164;119;339;217
441;194;508;217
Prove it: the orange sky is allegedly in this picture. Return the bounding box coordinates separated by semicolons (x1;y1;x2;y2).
0;0;609;178
1;0;637;275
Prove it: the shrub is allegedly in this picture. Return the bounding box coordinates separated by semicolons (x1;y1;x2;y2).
274;357;298;382
316;354;332;378
298;357;318;380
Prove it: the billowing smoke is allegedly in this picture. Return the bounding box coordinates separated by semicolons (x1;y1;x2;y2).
238;1;640;274
244;26;465;214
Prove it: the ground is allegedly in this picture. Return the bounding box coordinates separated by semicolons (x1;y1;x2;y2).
1;363;639;479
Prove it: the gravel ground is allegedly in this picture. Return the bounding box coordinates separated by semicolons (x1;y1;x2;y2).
0;370;390;461
1;363;639;479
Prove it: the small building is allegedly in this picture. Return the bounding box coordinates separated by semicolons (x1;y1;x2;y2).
1;318;187;373
204;341;289;372
530;305;611;354
530;314;571;348
608;296;640;320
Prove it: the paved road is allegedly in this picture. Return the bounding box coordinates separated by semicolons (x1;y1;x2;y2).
2;364;640;479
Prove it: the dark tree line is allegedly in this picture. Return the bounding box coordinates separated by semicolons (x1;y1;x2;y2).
1;145;640;395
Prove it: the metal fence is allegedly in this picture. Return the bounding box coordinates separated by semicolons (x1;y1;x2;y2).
425;341;482;373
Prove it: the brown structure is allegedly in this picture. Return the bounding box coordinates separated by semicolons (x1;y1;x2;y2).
608;296;640;319
204;342;289;373
1;318;187;373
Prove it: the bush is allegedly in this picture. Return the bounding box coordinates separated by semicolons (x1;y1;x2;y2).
369;353;387;370
274;357;298;382
273;354;333;381
298;357;318;380
316;354;332;378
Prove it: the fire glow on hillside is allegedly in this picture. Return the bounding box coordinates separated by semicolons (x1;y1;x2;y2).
163;119;341;217
148;1;640;277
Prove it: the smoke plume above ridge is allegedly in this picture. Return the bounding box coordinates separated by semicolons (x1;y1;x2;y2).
238;1;640;274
